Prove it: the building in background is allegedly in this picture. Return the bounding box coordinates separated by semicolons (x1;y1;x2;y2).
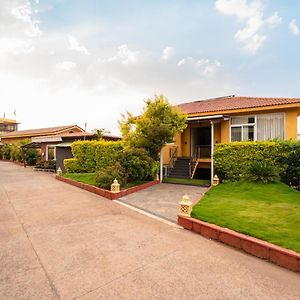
0;118;18;135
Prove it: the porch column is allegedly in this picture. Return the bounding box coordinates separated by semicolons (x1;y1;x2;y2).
210;121;214;184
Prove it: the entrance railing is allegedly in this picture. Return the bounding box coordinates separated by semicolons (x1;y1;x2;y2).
189;145;211;178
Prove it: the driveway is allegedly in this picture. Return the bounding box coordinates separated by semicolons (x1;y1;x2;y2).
1;161;300;299
118;183;208;222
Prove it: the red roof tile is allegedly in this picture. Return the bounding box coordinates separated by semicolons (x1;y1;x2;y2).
177;95;300;115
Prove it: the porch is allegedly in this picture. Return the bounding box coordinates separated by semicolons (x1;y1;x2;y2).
163;115;229;183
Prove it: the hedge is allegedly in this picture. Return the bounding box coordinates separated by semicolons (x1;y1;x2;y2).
64;140;123;173
214;140;300;188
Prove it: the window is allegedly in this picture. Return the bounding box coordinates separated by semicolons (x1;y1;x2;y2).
230;115;255;142
46;146;56;160
230;113;284;142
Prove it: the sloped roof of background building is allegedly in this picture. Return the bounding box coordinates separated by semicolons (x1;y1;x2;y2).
177;95;300;115
0;125;81;138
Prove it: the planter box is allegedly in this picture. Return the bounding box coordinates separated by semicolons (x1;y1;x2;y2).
56;175;160;200
178;215;300;272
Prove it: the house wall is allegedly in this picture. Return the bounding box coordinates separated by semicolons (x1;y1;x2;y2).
162;106;299;165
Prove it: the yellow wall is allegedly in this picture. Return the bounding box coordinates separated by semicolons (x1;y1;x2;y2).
285;109;298;140
181;127;190;157
220;120;230;143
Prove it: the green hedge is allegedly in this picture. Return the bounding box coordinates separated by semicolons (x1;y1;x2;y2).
64;140;124;173
214;141;300;188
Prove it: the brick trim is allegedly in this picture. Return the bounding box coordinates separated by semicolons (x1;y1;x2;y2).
56;175;160;200
178;215;300;272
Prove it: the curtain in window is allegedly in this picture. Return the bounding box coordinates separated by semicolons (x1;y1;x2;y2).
257;113;284;141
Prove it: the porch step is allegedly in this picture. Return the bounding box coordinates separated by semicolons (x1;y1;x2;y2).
169;157;190;179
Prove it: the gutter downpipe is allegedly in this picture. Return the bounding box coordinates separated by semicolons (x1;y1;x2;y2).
210;121;214;185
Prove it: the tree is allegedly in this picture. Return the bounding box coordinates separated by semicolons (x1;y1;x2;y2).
92;128;111;140
119;95;187;159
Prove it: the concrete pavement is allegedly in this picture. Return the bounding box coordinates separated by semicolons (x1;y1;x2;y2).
118;183;208;222
0;161;300;299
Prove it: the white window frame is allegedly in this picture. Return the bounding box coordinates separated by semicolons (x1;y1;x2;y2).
229;115;256;142
46;145;56;161
229;112;285;142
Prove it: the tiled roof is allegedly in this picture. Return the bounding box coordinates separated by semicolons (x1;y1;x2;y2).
0;125;81;138
177;95;300;115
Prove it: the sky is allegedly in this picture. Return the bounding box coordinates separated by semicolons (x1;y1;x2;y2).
0;0;299;134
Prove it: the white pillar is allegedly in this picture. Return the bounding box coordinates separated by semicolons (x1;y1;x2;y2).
160;148;163;183
211;122;214;185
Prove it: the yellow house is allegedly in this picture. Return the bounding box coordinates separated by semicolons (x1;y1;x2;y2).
163;95;300;182
0;118;18;135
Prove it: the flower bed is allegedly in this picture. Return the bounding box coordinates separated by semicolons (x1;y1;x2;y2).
56;175;159;200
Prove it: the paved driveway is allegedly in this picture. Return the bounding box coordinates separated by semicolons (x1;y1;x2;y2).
118;183;208;222
1;161;300;299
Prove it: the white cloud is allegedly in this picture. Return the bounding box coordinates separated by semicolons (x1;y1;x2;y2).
289;19;300;36
68;35;90;55
266;12;282;27
0;0;237;134
161;47;175;60
101;44;140;65
55;61;77;71
177;57;221;76
215;0;281;54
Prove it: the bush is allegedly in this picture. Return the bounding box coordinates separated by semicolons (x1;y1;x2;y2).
214;140;300;188
214;141;281;182
24;148;40;166
64;158;83;173
119;148;155;182
2;144;12;160
247;161;279;183
96;162;127;189
277;141;300;189
35;160;56;170
69;140;123;172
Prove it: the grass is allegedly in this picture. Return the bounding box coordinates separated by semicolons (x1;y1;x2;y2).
163;177;210;186
191;181;300;253
63;173;149;190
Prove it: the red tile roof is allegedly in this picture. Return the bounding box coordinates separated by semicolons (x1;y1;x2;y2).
0;125;82;138
177;95;300;115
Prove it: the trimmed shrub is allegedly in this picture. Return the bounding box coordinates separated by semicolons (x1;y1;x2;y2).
119;148;155;182
278;141;300;189
64;158;83;173
247;161;279;183
214;141;281;181
69;140;124;173
95;162;127;189
214;140;300;189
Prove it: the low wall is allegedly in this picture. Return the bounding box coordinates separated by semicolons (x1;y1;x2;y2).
56;175;160;200
178;215;300;272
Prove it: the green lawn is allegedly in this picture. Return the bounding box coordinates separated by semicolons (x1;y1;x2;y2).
191;181;300;253
163;177;210;186
63;173;149;190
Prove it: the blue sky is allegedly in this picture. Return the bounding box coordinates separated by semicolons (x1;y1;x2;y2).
0;0;299;133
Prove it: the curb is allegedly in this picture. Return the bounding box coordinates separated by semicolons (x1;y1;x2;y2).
55;175;160;200
178;215;300;272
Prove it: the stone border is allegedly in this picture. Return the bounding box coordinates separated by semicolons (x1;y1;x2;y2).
178;215;300;272
56;175;160;200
